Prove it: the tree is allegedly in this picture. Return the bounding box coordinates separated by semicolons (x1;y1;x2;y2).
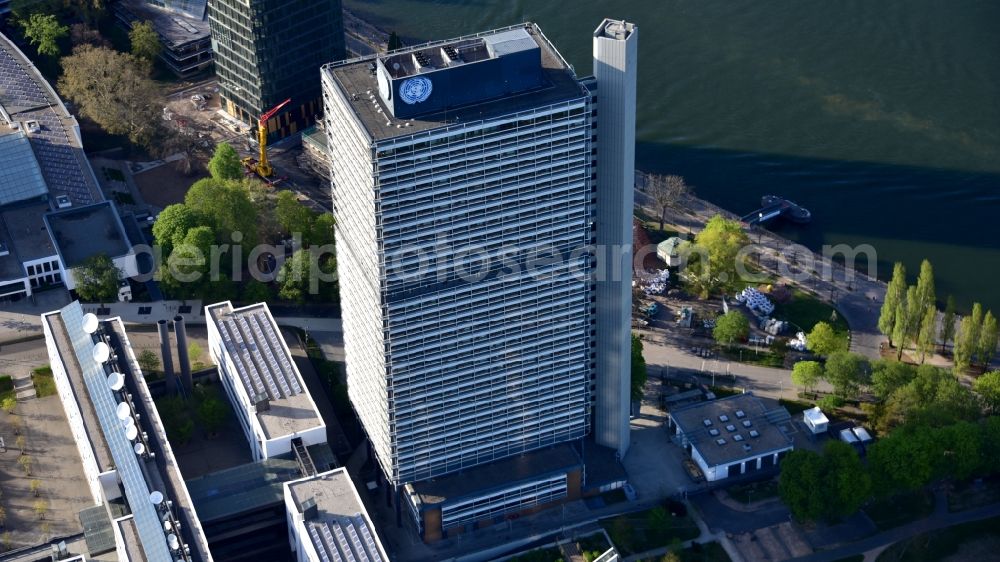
868;425;938;496
208;142;244;181
933;421;984;481
822;440;871;520
939;295;957;352
680;215;749;298
74;253;122;304
153;203;199;255
277;249;338;303
791;361;823;394
870;359;916;400
197;396;228;435
29;479;41;497
137;349;160;373
806;321;846;356
974;371;1000;414
241;280;272;304
185;178;259;249
879;262;907;346
19;13;68;57
978;310;998;367
0;506;6;530
879;365;979;432
916;305;938;363
59;45;161;148
1;397;16;414
713;311;749;346
646;174;691;231
308;213;336;248
822;351;870;399
129;20;161;66
891;286;920;360
631;333;647;400
954;303;983;371
387;30;404;51
779;449;826;521
15;435;26;454
18;454;32;476
275;190;316;237
1;531;10;552
33;499;48;519
914;259;936;318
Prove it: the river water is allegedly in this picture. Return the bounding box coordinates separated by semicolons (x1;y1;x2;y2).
345;0;1000;311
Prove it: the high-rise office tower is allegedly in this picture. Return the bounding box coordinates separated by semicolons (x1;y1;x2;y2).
322;20;636;540
208;0;345;138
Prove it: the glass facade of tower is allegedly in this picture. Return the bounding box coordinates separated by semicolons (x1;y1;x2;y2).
208;0;345;138
322;27;597;485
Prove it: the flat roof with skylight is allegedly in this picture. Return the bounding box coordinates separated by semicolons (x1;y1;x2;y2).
670;393;794;468
205;301;324;440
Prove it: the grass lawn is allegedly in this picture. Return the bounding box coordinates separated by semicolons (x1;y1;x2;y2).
602;502;700;556
864;489;935;531
779;398;813;415
31;366;56;398
725;479;779;504
876;515;1000;562
717;345;787;368
634;210;681;244
1;374;14;403
779;290;850;338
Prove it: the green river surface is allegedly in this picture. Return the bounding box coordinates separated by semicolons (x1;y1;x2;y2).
345;0;1000;311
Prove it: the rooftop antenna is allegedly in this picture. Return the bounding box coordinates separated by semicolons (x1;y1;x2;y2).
92;342;110;364
107;372;125;391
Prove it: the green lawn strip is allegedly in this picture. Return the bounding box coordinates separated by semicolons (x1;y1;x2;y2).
602;503;700;556
725;479;779;504
716;345;786;368
31;366;56;398
864;489;935;531
779;290;849;339
875;515;1000;562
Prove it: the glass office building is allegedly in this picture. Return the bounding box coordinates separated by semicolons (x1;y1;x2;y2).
321;21;636;539
208;0;345;138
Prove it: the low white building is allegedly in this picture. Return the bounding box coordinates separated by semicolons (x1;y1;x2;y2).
283;468;389;562
205;301;327;461
803;406;829;434
656;237;683;267
669;393;794;482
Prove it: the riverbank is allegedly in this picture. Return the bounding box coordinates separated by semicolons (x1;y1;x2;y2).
634;171;888;360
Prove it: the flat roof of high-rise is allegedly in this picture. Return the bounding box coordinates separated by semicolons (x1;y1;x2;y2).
323;23;588;142
205;301;324;440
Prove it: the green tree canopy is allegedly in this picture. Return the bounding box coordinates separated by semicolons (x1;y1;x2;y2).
277;249;338;304
975;371;1000;414
129;20;161;66
152;203;199;254
136;349;160;373
58;45;161;147
806;321;846;356
916;304;938;363
879;262;907;345
791;361;823;393
196;396;228;434
207;142;244;181
185;178;259;249
954;303;983;371
870;359;916;401
939;295;957;352
309;213;337;248
631;333;647;400
779;441;870;522
713;311;749;346
275;190;316;237
822;351;870;399
74;253;122;303
979;310;998;367
19;13;68;57
914;259;936;317
680;214;749;298
877;365;979;432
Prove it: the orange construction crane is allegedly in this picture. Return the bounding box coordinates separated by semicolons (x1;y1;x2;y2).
243;98;291;178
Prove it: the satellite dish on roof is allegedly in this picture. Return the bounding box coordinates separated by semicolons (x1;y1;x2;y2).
107;372;125;391
116;402;131;421
125;424;138;441
134;442;145;456
82;313;99;334
167;534;180;551
149;491;164;506
92;342;110;364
